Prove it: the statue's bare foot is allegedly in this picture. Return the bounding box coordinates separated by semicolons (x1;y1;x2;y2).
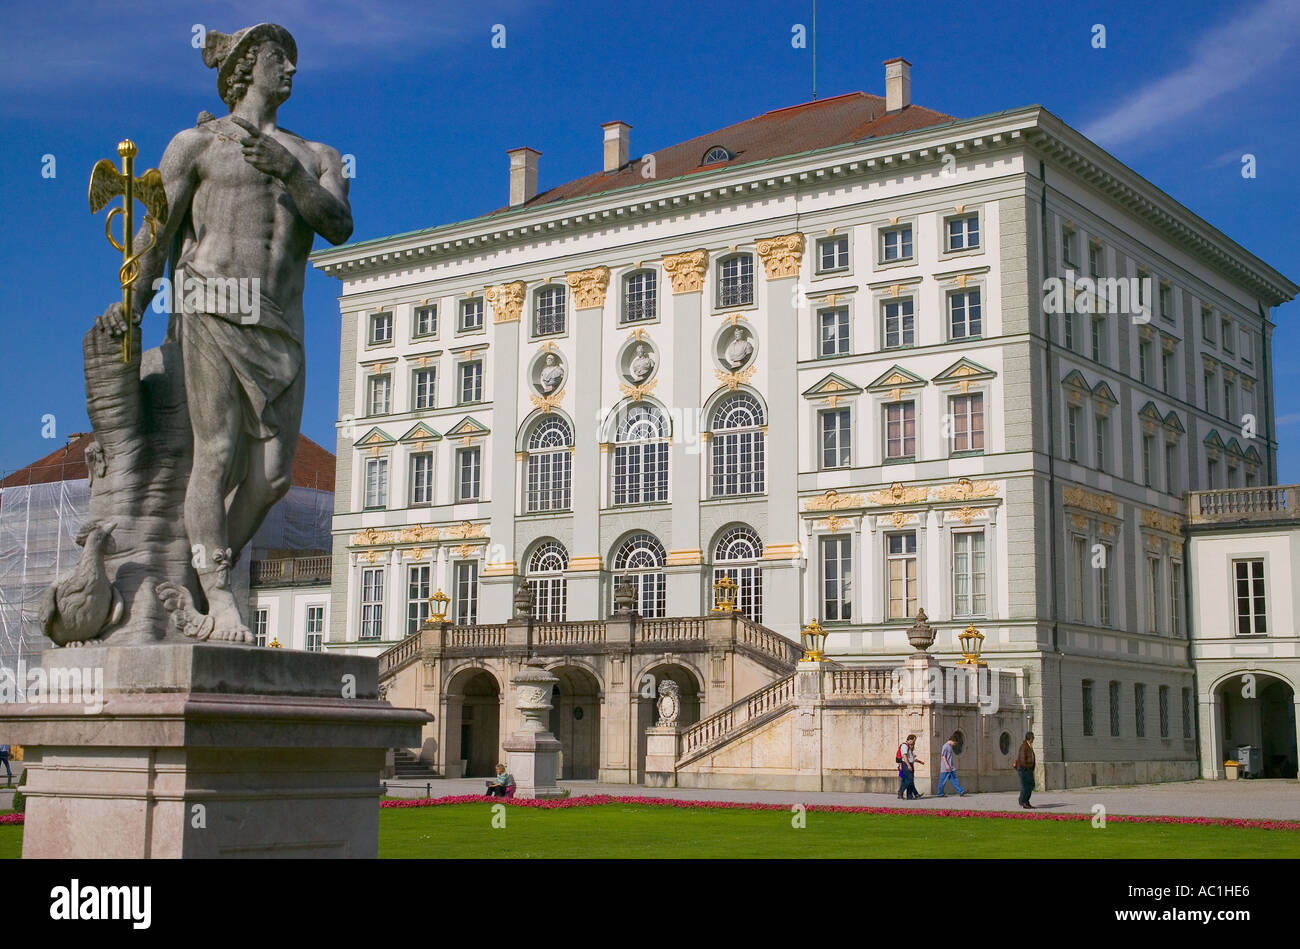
157;581;215;640
208;601;252;643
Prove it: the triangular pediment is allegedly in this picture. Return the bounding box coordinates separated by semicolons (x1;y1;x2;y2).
445;416;491;439
355;427;395;447
1203;429;1225;450
399;422;442;442
1162;411;1184;434
1225;437;1245;458
932;356;995;385
866;364;926;392
1138;401;1164;424
1092;381;1117;404
1061;369;1090;391
1245;446;1262;464
802;372;863;399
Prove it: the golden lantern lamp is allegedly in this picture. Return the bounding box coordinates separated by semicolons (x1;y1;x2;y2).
800;618;828;662
711;574;738;612
428;589;451;623
956;622;986;666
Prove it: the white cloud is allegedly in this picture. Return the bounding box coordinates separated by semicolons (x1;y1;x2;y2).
1083;0;1300;149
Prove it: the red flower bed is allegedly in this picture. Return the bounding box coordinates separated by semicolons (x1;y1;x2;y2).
379;793;1300;832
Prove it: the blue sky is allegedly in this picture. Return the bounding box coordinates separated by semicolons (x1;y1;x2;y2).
3;0;1299;480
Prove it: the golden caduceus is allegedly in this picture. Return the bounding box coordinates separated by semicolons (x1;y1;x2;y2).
88;140;169;363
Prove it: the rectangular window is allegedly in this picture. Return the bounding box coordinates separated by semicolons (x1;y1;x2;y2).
1202;306;1214;343
1161;348;1174;393
1082;680;1095;736
887;533;918;620
817;235;850;272
950;393;984;453
459;361;483;404
884;401;916;460
818;306;850;357
1091;318;1106;363
946;214;980;251
1222;319;1234;353
407;564;431;636
364;457;388;509
1139;341;1151;385
613;439;668;505
1234;559;1267;635
360;567;384;639
1159;686;1170;739
821;534;852;621
1088;241;1101;277
369;311;393;345
534;285;567;336
409;452;434;506
1067;405;1080;462
952;531;987;617
1182;688;1194;739
1242;330;1253;364
881;225;913;262
1098;542;1112;627
1223;380;1234;421
1165;442;1177;495
1142;434;1154;487
1135;684;1147;738
820;409;851;469
1207;457;1218;490
1159;284;1172;321
1147;557;1161;634
1095;413;1108;472
1061;228;1076;268
883;298;915;348
949;289;982;339
1203;371;1215;414
456;447;481;502
459;297;484;332
1063;313;1074;351
1109;680;1121;736
253;608;268;647
367;373;391;416
412;367;436;411
719;255;755;307
454;561;479;625
413;304;437;338
623;271;657;322
1071;535;1086;622
305;605;324;652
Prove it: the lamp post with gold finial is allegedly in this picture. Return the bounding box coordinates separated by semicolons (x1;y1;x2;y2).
800;618;828;662
427;589;450;624
711;574;738;612
956;622;986;666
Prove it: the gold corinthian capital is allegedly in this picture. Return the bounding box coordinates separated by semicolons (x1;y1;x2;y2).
662;249;708;294
755;233;805;279
486;281;526;323
566;267;610;309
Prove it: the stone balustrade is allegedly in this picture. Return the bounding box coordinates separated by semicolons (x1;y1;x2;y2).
249;554;332;586
1188;485;1299;524
829;668;897;695
680;673;795;759
534;620;606;646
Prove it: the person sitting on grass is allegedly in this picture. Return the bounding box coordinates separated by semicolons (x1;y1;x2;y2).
485;763;515;797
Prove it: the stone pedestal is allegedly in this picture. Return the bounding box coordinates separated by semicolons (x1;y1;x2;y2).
503;661;567;799
643;725;682;787
0;643;429;858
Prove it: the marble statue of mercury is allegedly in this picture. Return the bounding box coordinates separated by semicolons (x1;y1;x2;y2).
94;23;353;640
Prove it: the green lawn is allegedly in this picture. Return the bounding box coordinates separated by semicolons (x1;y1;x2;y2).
2;804;1295;858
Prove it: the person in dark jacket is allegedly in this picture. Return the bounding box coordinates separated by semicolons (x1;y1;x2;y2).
1014;732;1036;808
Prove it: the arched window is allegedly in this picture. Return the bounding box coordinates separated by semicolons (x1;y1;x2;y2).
711;394;765;496
528;541;568;622
702;145;732;165
613;532;667;618
623;270;657;323
714;526;764;623
526;417;572;512
534;285;567;336
613;404;669;505
717;253;754;307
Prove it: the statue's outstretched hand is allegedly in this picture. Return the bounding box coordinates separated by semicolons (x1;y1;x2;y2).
231;116;298;180
96;302;139;338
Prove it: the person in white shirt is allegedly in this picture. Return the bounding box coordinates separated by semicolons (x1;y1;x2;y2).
897;734;923;799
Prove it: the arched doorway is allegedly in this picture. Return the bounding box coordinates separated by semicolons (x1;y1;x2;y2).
635;663;704;782
548;665;602;780
445;668;501;778
1216;672;1297;778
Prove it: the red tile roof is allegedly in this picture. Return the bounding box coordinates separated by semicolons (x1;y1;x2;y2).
501;92;956;212
1;432;335;491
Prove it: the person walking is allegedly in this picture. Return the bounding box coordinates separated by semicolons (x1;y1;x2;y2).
1015;732;1036;808
936;734;968;797
0;745;10;787
897;734;924;799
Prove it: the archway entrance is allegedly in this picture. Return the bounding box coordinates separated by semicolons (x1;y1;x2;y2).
1216;673;1297;778
548;666;602;779
446;668;501;778
636;663;703;782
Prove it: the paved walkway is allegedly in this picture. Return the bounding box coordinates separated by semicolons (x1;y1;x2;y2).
381;776;1300;821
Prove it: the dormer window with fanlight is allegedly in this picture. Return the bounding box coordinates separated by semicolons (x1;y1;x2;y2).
701;145;732;165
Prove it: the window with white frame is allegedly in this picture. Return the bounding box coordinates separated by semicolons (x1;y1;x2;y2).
884;401;916;460
1233;559;1266;635
456;446;481;502
623;270;657;323
528;541;568;622
1098;541;1112;627
1142;433;1154;487
1067;405;1080;462
817;235;849;273
613;404;669;504
714;526;764;623
1063;312;1075;351
946;213;980;251
412;367;436;411
818;306;850;356
1165;441;1177;495
1242;330;1253;364
821;533;852;621
952;530;987;617
950;393;984;454
407;563;431;636
718;254;755;307
1201;306;1214;343
413;304;437;338
820;408;851;469
1071;534;1086;622
1061;227;1076;268
459;297;484;332
710;393;765;496
1161;347;1174;393
1223;379;1234;421
1146;557;1162;634
882;298;915;348
305;605;324;652
369;311;393;345
534;285;567;336
360;567;384;639
525;417;572;512
880;224;913;262
1159;284;1172;321
253;607;268;647
459;361;483;404
1088;241;1102;277
1095;413;1108;472
886;532;918;620
1139;339;1151;385
454;560;478;625
367;373;391;416
949;288;981;339
1091;318;1106;363
364;457;388;509
1222;318;1234;353
613;533;666;618
409;452;434;506
1170;561;1183;637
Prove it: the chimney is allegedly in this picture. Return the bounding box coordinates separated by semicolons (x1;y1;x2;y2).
602;121;631;173
883;57;911;112
507;147;541;207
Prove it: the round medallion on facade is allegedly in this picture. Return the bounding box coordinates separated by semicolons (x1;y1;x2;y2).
528;347;568;396
713;320;757;371
618;336;660;386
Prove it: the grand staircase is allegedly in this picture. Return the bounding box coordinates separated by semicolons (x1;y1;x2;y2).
392;749;438;779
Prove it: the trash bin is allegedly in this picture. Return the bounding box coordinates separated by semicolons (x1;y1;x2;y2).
1236;745;1262;778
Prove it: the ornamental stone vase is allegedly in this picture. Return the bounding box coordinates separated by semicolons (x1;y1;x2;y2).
907;608;936;651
